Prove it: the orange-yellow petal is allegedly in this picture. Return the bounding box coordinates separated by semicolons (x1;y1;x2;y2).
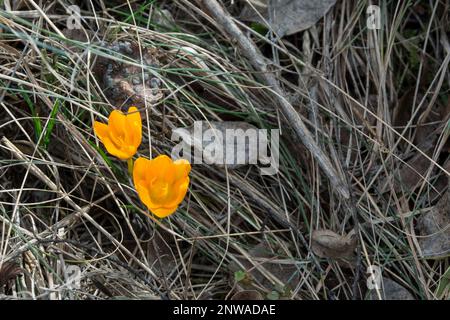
133;158;163;208
134;156;159;186
164;177;190;208
173;158;191;181
153;155;176;183
94;121;130;159
94;107;141;160
133;155;191;219
126;106;142;148
102;136;134;160
109;109;128;141
152;154;173;168
93;121;109;141
151;206;178;218
133;157;150;186
135;182;159;211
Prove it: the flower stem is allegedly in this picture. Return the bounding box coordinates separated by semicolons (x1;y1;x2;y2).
127;158;134;176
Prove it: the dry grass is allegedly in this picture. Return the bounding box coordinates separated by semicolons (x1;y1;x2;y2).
0;0;448;300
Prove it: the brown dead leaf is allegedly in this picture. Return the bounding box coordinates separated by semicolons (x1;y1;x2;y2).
395;148;434;192
368;277;414;300
311;229;357;259
173;121;262;169
240;0;337;37
386;89;449;194
417;186;450;259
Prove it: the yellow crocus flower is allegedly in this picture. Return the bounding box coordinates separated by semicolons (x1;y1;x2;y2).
133;155;191;218
94;106;142;160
